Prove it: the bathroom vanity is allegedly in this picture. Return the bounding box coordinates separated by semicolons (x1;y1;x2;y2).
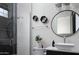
33;46;79;55
32;3;79;55
46;50;79;55
45;45;79;55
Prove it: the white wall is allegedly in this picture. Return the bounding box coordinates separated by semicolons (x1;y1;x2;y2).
17;3;31;55
32;3;79;53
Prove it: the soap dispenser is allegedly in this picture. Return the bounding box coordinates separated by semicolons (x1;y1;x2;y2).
52;40;55;47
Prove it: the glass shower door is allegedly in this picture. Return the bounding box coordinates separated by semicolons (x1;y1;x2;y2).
0;3;17;55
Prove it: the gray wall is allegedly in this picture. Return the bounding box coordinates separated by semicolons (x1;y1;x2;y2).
31;3;79;53
17;3;31;55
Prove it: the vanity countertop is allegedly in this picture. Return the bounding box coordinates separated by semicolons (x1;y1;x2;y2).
46;46;79;54
33;46;79;54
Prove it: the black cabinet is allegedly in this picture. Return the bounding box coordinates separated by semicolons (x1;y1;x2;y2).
46;50;79;55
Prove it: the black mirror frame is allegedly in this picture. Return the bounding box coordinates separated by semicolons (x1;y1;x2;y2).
51;10;79;37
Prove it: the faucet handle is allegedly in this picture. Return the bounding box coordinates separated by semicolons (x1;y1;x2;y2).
52;40;55;47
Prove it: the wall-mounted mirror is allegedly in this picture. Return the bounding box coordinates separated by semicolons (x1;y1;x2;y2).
51;10;79;37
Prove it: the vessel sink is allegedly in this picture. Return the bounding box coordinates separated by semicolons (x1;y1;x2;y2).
55;43;74;51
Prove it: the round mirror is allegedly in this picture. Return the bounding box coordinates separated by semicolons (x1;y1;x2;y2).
51;10;79;37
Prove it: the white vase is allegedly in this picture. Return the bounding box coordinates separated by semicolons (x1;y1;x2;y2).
37;41;42;48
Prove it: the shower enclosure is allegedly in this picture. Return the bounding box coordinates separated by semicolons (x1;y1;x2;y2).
0;3;17;55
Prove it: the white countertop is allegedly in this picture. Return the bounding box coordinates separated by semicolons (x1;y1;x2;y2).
33;46;79;54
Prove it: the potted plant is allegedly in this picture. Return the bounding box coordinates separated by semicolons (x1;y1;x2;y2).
35;35;43;48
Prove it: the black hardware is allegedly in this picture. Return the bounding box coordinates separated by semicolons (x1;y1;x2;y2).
40;16;48;23
52;40;55;47
33;15;38;22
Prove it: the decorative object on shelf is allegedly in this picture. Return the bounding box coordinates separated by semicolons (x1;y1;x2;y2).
35;35;43;48
55;3;62;8
62;3;70;6
40;16;48;24
33;15;38;22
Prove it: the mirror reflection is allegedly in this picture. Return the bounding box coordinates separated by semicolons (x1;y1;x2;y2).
51;10;79;37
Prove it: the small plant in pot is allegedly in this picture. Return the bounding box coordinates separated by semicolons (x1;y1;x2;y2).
35;35;43;48
35;35;42;43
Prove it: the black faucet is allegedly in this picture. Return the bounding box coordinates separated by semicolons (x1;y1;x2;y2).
52;40;55;47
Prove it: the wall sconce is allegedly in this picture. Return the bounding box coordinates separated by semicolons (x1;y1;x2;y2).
33;15;38;22
40;16;48;24
55;3;62;8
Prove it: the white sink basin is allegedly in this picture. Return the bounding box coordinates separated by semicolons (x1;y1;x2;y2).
55;43;74;51
45;46;58;50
